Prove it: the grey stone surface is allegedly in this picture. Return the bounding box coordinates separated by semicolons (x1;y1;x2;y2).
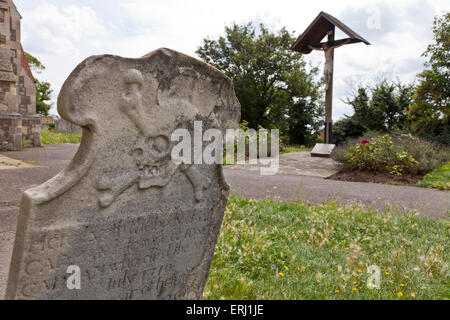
0;0;39;151
55;118;82;135
5;48;240;300
311;143;336;158
228;151;340;178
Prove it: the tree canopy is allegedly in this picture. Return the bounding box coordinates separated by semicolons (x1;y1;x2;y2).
409;12;449;144
333;79;414;145
25;52;45;74
25;52;53;116
196;22;323;146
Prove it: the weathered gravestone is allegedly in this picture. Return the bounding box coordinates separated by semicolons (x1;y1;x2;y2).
5;48;241;300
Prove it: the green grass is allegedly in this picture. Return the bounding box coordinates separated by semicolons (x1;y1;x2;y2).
222;145;312;165
204;197;449;300
41;129;82;145
22;137;31;149
419;162;450;190
281;145;312;153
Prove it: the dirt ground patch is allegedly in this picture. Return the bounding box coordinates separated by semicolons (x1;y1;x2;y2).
0;155;40;170
328;170;426;185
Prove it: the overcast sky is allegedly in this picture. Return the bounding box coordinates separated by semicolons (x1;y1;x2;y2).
15;0;449;119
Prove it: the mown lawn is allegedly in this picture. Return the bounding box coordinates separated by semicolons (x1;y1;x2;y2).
420;162;450;190
41;129;82;145
205;197;449;300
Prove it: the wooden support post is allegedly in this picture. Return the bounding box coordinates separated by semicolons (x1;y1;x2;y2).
324;25;335;145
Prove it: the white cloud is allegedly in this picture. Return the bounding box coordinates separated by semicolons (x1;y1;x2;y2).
13;0;450;118
21;3;106;55
116;0;357;57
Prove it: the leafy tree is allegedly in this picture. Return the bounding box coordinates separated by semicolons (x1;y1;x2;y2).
334;79;414;145
409;12;449;145
25;52;45;74
25;52;53;116
35;80;53;116
332;116;366;145
345;87;384;132
196;22;323;146
345;80;413;130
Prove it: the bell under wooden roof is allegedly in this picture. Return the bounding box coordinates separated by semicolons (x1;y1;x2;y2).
291;11;370;54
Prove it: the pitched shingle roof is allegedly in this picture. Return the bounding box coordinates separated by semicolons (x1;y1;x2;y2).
291;11;370;54
20;44;34;81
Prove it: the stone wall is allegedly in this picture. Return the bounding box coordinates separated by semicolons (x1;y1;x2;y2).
0;0;38;151
21;114;41;146
55;118;82;134
0;112;20;151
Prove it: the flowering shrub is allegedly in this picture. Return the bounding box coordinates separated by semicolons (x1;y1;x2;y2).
345;135;419;175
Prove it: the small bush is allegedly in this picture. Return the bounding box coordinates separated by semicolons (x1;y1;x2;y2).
333;133;450;175
332;132;387;164
394;134;450;174
332;117;367;146
224;120;278;164
419;162;450;190
345;135;418;175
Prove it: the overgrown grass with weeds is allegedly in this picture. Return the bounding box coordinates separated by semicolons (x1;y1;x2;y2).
205;197;449;300
420;162;450;190
41;129;82;145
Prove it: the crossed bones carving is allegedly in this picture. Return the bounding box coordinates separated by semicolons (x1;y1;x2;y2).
97;69;210;208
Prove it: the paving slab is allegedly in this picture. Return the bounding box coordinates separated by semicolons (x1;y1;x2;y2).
227;151;341;178
311;143;336;158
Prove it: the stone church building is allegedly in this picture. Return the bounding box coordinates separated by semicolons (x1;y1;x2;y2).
0;0;40;151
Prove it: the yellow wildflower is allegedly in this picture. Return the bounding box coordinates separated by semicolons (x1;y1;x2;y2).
404;275;409;279
279;272;284;277
411;293;415;297
398;292;403;297
352;288;357;291
335;290;340;293
400;284;405;287
284;266;289;270
389;281;394;284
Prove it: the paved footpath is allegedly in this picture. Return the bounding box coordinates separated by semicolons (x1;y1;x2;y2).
0;144;449;298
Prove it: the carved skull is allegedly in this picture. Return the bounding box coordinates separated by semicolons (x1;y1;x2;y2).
132;135;171;177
